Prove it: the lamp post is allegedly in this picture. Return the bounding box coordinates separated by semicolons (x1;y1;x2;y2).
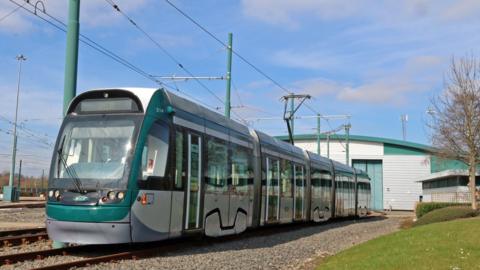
3;54;26;202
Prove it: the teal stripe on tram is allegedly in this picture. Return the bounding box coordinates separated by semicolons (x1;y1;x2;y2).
47;204;130;222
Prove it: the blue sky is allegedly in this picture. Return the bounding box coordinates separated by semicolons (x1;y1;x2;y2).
1;0;480;175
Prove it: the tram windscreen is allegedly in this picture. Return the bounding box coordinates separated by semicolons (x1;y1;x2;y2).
52;116;139;189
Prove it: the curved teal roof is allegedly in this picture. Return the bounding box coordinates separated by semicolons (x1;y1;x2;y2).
275;134;433;153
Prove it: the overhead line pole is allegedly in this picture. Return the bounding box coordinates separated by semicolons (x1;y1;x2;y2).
281;94;311;145
225;33;233;119
17;160;22;195
345;124;351;166
4;54;26;202
63;0;80;116
327;133;330;158
317;114;321;155
290;97;294;143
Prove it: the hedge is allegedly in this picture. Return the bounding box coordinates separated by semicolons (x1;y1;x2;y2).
414;206;478;227
415;202;469;218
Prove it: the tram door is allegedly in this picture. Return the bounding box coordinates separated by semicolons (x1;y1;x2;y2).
185;134;202;230
265;157;280;222
294;165;305;220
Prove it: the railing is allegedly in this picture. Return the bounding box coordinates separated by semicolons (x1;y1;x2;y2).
430;192;472;203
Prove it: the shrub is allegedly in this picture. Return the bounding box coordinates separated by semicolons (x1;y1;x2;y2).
415;202;469;218
414;206;478;227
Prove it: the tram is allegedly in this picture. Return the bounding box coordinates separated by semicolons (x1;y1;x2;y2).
46;88;371;244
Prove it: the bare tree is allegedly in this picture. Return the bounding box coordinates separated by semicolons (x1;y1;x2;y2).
430;55;480;210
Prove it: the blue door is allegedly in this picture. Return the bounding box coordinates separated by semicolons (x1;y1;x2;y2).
353;160;383;211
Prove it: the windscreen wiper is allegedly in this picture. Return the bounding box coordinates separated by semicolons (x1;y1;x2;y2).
57;135;84;193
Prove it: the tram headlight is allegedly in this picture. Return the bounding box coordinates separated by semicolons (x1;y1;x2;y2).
107;191;116;201
117;191;125;200
54;190;60;199
48;190;54;198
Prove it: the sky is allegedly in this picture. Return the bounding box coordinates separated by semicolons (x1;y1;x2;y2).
1;0;480;176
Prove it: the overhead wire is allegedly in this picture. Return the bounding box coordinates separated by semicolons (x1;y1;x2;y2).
9;0;164;87
104;0;224;103
104;0;248;124
9;0;233;119
162;0;324;126
0;1;24;23
231;80;244;108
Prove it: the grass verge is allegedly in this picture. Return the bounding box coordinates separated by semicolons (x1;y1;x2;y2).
317;217;480;270
414;206;478;227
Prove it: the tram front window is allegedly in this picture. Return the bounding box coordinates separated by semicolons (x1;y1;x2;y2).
52;116;139;190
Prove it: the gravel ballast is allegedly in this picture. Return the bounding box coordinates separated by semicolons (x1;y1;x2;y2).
80;216;403;270
0;215;403;270
0;208;45;230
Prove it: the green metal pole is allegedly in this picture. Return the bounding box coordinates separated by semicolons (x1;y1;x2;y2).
63;0;80;116
224;33;232;119
345;124;351;165
41;169;44;196
290;97;294;143
17;160;22;195
5;55;26;202
316;114;321;155
327;134;330;158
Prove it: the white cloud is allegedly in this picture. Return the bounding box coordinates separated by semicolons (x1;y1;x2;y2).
241;0;480;28
291;78;344;96
337;81;411;104
0;0;149;34
0;84;62;176
0;85;62;127
241;0;363;28
0;2;33;33
272;50;336;70
286;55;443;105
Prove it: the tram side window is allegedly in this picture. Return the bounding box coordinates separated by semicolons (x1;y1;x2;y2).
295;165;305;186
266;157;280;190
231;143;253;193
280;159;293;198
139;121;171;190
311;168;321;198
173;130;185;190
320;170;332;188
206;137;228;192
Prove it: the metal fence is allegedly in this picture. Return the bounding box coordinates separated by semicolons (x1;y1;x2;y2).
431;192;472;203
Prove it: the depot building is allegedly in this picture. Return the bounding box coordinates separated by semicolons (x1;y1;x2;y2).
276;134;447;211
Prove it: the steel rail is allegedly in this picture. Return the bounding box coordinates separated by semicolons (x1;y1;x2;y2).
0;245;90;266
0;215;381;269
0;227;45;237
0;202;45;209
31;248;160;270
0;232;48;247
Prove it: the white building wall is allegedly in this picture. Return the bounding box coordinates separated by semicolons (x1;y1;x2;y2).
294;139;432;211
295;140;383;164
383;155;430;210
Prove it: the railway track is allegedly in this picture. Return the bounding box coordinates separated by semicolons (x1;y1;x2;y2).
0;228;48;247
0;240;180;270
0;216;381;270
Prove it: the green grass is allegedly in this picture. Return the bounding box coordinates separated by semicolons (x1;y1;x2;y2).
318;217;480;270
414;206;478;227
415;202;469;218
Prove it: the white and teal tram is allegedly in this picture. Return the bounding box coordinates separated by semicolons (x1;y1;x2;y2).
46;88;371;244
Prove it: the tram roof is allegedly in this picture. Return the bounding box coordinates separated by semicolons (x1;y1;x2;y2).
86;87;158;112
83;87;310;161
331;159;355;174
307;151;332;168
